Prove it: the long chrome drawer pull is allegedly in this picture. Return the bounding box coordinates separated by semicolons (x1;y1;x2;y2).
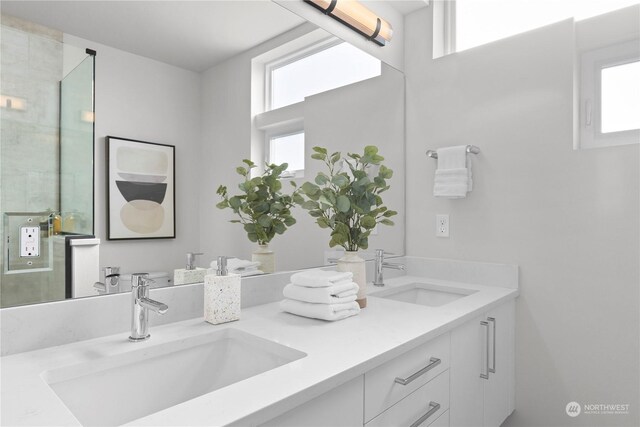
409;401;441;427
394;357;441;385
488;317;496;373
480;321;490;379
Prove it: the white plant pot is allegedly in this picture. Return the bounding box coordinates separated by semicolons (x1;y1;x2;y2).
252;244;275;273
337;251;367;308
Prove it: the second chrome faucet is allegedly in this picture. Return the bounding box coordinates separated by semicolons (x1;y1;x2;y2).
129;273;168;342
373;249;405;287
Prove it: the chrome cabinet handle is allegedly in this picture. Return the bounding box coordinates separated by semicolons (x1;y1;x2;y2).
488;317;496;373
394;357;441;385
409;401;441;427
480;321;490;379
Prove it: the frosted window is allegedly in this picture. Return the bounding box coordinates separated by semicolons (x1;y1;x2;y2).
270;132;305;174
456;0;640;52
271;42;381;109
601;61;640;133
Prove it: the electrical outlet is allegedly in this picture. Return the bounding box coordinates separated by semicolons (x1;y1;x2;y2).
20;226;40;257
436;214;449;237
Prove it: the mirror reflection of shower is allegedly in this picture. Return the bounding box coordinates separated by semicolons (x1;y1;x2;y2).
1;15;95;308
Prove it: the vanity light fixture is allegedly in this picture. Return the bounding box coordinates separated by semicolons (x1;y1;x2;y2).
304;0;393;46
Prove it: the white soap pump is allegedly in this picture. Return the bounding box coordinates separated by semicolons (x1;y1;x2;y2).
186;252;203;270
204;256;241;325
173;252;206;285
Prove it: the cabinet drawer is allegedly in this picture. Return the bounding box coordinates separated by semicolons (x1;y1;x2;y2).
366;370;449;427
259;376;364;427
365;333;450;421
430;409;450;427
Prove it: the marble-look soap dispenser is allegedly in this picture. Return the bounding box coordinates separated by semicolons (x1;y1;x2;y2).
204;256;240;325
173;252;206;285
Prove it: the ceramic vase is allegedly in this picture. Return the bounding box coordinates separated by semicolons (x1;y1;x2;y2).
337;251;367;308
252;244;275;273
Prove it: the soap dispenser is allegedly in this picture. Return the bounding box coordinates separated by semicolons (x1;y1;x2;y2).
204;256;241;325
173;252;206;285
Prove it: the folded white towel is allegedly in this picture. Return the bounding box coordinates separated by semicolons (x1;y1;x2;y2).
280;299;360;321
433;146;473;199
283;282;358;304
434;169;469;198
290;269;353;288
210;258;261;270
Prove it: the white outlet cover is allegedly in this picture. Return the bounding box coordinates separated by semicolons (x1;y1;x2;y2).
436;214;449;238
20;226;40;257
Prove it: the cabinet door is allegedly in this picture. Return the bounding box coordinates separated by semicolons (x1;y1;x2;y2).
483;300;515;427
259;375;364;427
450;314;485;427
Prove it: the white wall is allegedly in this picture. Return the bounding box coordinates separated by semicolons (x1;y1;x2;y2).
200;25;405;271
64;35;202;276
404;6;639;427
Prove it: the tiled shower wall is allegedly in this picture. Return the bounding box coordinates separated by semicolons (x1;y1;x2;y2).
0;15;65;307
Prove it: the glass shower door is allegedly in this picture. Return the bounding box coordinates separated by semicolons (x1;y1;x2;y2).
60;53;95;236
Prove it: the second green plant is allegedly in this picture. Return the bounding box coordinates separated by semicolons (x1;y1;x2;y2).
299;146;397;252
216;160;303;245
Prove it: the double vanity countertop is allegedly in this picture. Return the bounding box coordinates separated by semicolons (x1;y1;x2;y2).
1;266;518;427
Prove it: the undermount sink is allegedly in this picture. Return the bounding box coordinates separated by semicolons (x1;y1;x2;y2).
371;282;478;307
42;329;306;426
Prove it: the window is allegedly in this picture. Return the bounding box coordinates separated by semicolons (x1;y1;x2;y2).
257;37;382;176
580;40;640;149
601;61;640;133
451;0;640;53
268;40;381;110
268;131;305;178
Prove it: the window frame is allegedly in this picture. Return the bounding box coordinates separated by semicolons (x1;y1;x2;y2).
264;36;342;112
579;39;640;149
264;127;306;179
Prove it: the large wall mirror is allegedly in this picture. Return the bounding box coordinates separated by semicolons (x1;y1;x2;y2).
0;1;420;308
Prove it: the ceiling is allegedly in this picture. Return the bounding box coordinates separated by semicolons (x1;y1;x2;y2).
1;1;428;72
0;1;306;72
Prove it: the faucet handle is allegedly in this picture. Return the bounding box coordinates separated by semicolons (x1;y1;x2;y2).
94;281;107;293
103;266;120;276
375;249;395;256
131;273;154;288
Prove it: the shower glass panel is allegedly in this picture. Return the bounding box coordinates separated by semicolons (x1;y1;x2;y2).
60;54;95;235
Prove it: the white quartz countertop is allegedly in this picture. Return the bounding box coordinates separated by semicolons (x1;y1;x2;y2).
1;275;518;426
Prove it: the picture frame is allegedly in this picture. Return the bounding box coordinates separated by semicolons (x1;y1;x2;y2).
106;136;175;240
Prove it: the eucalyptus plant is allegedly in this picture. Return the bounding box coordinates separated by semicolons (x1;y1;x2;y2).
216;160;303;245
299;146;397;252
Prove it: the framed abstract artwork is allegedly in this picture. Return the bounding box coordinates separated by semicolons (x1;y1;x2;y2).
106;136;175;240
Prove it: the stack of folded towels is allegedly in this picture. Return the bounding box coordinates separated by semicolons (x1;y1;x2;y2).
280;269;360;321
209;258;264;277
433;145;473;199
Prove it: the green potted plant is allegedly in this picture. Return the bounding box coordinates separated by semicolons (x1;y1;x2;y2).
216;160;302;273
299;145;397;307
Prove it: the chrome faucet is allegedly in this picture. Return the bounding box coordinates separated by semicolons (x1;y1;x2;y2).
129;273;168;341
373;249;405;287
94;266;121;294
